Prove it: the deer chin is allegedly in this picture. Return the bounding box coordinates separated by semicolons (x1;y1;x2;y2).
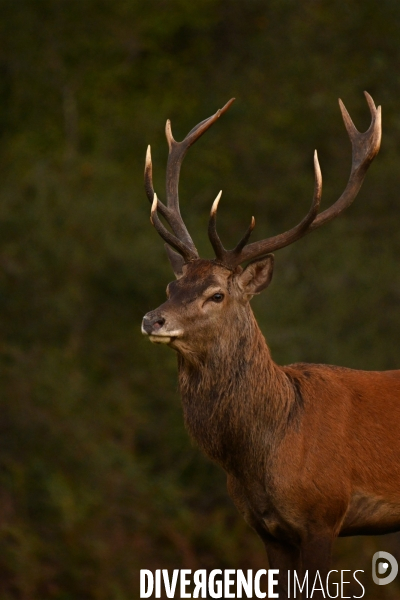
147;330;183;345
149;334;172;345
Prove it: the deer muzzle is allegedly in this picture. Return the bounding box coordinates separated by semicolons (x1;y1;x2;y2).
141;311;183;344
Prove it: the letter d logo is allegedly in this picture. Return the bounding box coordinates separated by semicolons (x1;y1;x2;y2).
372;551;398;585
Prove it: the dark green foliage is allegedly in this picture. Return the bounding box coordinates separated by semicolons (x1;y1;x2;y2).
0;1;400;597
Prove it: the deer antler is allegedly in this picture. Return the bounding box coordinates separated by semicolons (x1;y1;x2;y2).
145;99;235;262
208;151;322;267
210;92;381;268
146;93;381;270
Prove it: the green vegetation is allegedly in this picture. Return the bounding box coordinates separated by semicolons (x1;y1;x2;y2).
0;1;400;597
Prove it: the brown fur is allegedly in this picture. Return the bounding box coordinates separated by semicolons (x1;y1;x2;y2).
142;93;385;599
142;258;400;599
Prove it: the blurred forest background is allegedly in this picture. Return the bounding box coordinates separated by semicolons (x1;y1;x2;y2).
0;0;400;598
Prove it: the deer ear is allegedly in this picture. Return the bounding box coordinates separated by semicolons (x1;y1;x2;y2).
165;244;185;279
238;255;274;298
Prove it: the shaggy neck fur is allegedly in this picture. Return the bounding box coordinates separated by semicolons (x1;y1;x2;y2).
177;305;295;478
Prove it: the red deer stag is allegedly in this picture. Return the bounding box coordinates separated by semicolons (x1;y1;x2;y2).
141;94;400;599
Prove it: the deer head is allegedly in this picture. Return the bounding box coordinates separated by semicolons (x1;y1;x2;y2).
141;94;381;358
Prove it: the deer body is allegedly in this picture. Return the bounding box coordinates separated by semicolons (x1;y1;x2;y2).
141;95;400;597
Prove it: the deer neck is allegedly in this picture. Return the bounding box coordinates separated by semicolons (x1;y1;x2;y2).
177;308;293;475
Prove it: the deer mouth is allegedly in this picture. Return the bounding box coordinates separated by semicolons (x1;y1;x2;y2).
141;314;183;344
148;334;173;344
148;332;183;345
142;325;183;345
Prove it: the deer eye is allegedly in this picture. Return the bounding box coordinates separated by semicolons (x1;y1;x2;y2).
210;292;224;303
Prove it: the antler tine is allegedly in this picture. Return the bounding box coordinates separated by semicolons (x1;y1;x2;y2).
150;194;197;261
208;191;225;260
232;216;256;255
144;146;169;219
144;144;196;254
144;145;154;203
146;99;235;262
308;91;381;231
166;95;235;255
165;98;235;215
208;188;257;265
219;150;322;267
225;92;380;267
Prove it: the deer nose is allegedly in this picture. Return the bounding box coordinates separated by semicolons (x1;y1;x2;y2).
142;313;166;335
